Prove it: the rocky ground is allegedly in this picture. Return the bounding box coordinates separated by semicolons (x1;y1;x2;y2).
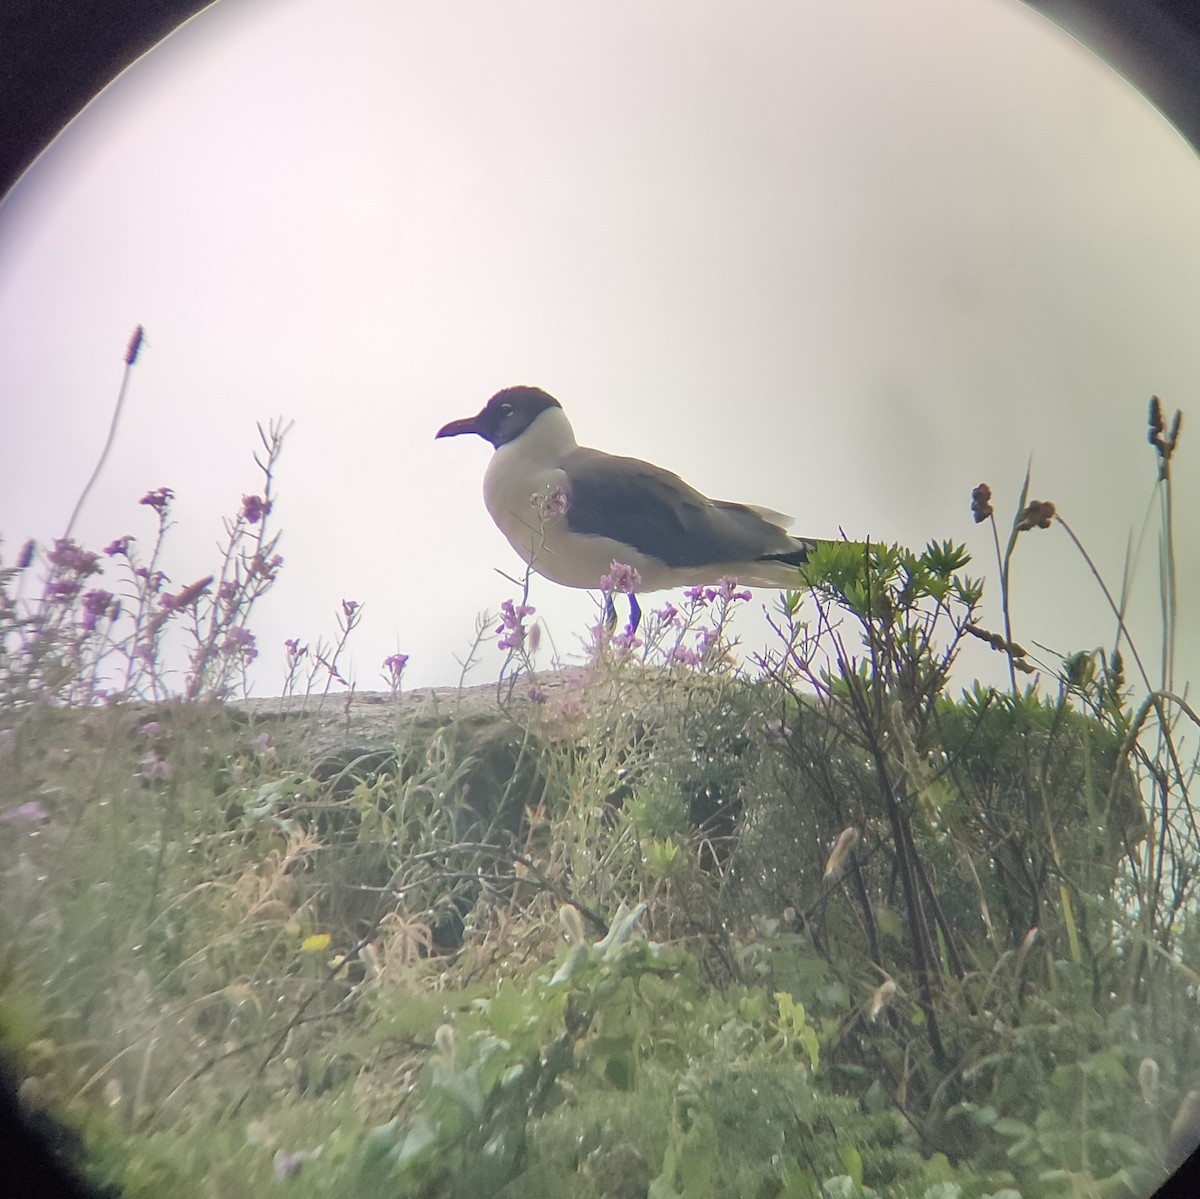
230;671;590;755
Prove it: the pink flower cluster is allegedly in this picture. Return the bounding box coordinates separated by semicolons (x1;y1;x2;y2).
600;561;641;595
683;577;752;605
497;599;536;652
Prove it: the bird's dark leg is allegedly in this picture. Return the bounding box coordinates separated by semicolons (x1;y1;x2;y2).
628;593;642;633
603;592;618;630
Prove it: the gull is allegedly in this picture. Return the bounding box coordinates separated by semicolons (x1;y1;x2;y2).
436;385;823;630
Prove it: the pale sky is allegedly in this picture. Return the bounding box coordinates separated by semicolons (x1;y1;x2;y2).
1;0;1198;697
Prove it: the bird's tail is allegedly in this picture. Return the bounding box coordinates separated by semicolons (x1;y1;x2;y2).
760;536;842;568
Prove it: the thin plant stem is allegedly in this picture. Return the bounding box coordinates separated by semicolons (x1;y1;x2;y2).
1055;514;1153;695
63;326;145;542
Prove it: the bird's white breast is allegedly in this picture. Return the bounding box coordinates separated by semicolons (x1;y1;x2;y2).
482;408;577;576
481;407;666;589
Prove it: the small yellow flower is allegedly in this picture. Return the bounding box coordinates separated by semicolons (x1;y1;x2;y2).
301;933;331;953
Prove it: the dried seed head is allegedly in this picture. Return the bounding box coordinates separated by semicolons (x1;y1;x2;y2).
1015;500;1055;532
823;827;859;881
357;943;381;979
965;623;1028;660
1016;926;1040;971
970;483;994;523
1139;1057;1160;1106
434;1023;456;1059
124;325;145;365
1148;395;1164;442
559;903;586;944
868;978;897;1022
1108;648;1125;695
164;575;215;611
1149;400;1183;479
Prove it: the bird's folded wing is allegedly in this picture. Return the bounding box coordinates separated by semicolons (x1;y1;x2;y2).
562;448;801;570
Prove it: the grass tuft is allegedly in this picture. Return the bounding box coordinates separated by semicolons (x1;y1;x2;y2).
2;382;1197;1198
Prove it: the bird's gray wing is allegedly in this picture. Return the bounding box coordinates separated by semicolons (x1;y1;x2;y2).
562;448;806;569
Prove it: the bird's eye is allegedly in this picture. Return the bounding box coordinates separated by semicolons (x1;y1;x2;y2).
499;403;513;416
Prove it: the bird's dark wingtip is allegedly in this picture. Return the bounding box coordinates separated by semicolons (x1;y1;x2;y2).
761;541;816;568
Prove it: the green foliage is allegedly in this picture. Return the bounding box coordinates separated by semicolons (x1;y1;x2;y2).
3;405;1198;1198
931;685;1147;947
350;899;1017;1199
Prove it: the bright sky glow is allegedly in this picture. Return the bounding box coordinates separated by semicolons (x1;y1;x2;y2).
1;0;1197;696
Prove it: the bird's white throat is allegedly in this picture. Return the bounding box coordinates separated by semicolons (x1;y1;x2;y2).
482;407;577;561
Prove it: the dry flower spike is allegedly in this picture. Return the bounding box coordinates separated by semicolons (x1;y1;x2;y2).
970;483;993;523
1015;499;1056;532
823;827;859;881
1148;394;1183;478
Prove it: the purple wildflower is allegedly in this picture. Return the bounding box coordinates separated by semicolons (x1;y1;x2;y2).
139;487;174;514
611;628;641;654
16;539;35;569
221;627;258;661
653;601;679;625
536;486;569;520
599;561;641;595
251;553;283;580
668;644;702;668
241;494;270;524
496;598;535;651
46;579;82;602
81;588;115;632
284;638;308;659
139;752;173;782
528;683;548;704
47;539;101;576
383;653;409;688
683;585;706;605
273;1147;322;1181
701;578;751;604
103;536;133;557
1;800;49;824
135;567;167;594
341;599;360;620
218;581;238;602
714;576;752;602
